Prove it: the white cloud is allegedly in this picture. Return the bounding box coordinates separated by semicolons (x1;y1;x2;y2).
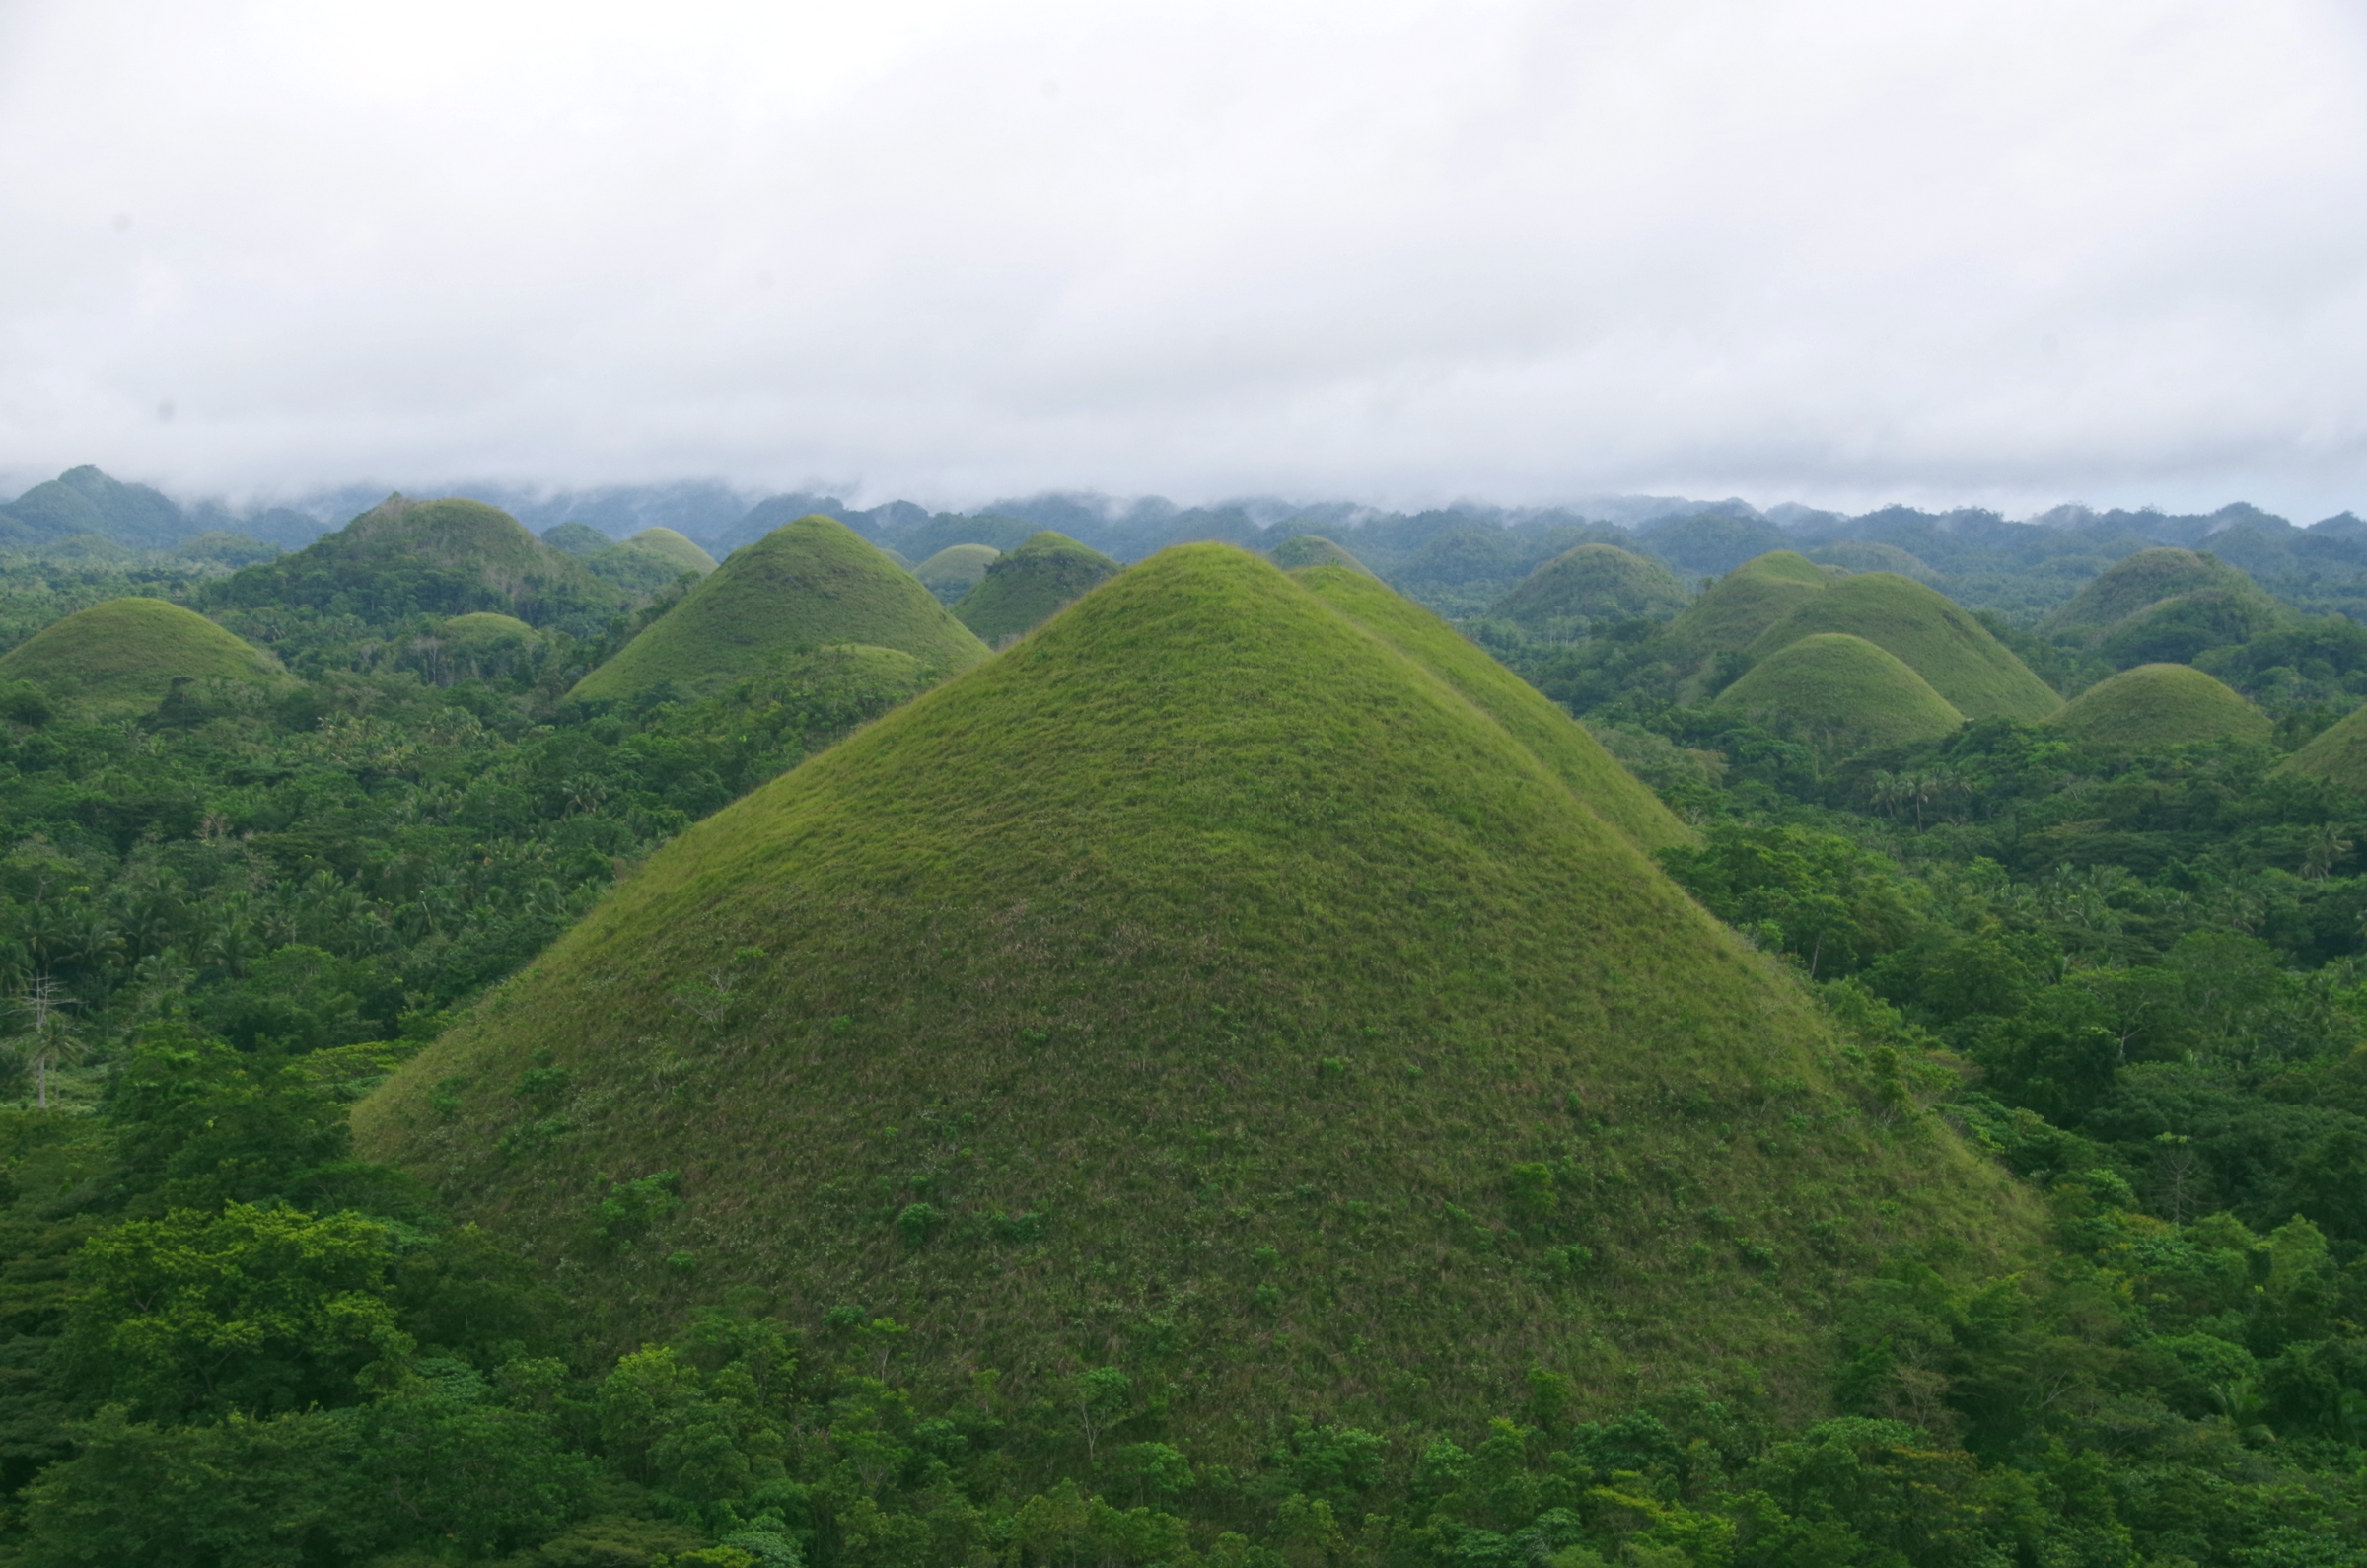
2;0;2363;516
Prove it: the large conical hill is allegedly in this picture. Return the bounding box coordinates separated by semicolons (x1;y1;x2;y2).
2049;664;2269;748
2042;547;2261;639
1662;549;1833;658
210;496;619;628
358;545;2034;1451
0;598;292;712
953;531;1124;645
1490;543;1690;631
570;515;987;705
1747;572;2061;722
1292;563;1692;853
1714;633;1965;753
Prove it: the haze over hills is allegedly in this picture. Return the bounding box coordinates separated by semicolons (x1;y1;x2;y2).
358;545;2034;1448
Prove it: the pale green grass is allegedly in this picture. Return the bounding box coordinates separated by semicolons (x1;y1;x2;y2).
2049;663;2269;748
1748;573;2062;722
0;598;292;712
1714;633;1965;753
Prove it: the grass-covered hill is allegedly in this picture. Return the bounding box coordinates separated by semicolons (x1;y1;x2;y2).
0;597;292;711
1294;563;1693;854
207;495;621;633
2278;701;2367;790
2046;663;2270;748
912;543;1001;605
570;514;988;705
1268;535;1373;573
584;527;720;596
1747;572;2062;722
1489;543;1691;633
358;544;2034;1454
2041;546;2255;638
953;530;1125;645
438;610;541;647
1712;632;1966;753
1661;549;1834;658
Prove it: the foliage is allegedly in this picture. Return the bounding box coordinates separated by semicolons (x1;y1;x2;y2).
951;530;1123;645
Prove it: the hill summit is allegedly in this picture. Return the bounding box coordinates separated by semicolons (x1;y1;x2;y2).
2050;664;2269;748
1490;543;1690;633
953;531;1124;644
912;543;1001;605
570;514;988;705
1747;572;2061;722
1714;632;1965;752
359;544;2032;1450
0;598;291;711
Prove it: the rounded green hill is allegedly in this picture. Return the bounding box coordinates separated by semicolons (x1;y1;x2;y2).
1490;543;1690;631
2279;705;2367;790
1747;572;2061;722
1663;549;1833;658
1293;563;1692;854
953;531;1124;645
623;527;718;576
913;543;1001;605
342;496;606;595
2048;663;2269;748
1268;535;1373;574
586;529;720;596
570;515;988;705
2043;547;2259;638
1713;633;1966;752
0;598;290;712
358;545;2034;1448
438;611;541;648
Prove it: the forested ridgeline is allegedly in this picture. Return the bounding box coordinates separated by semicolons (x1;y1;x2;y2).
0;489;2360;1566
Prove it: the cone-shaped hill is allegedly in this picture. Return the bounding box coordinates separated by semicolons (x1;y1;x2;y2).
913;543;1001;604
1490;543;1690;632
571;515;988;705
2283;704;2367;791
0;598;292;712
1293;563;1691;854
438;612;541;649
1268;535;1374;574
584;528;720;597
2042;547;2259;639
954;531;1124;645
1714;633;1964;753
1804;540;1939;582
2048;664;2269;748
210;496;620;630
358;545;2034;1448
1747;573;2061;722
1663;549;1834;657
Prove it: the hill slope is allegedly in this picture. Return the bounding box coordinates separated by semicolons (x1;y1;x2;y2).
912;543;1000;605
1747;572;2061;722
2279;705;2367;790
570;515;988;704
209;496;620;630
2048;663;2269;748
0;599;290;711
1490;543;1691;631
2042;547;2258;638
358;544;2034;1452
1294;563;1692;854
1713;633;1965;752
585;528;720;596
953;531;1124;644
1662;550;1834;658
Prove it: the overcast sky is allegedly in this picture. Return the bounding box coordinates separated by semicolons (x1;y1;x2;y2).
3;0;2364;519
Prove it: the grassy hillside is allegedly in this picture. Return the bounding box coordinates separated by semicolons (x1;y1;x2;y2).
437;610;541;648
209;495;620;631
0;598;291;711
1713;633;1965;753
2279;702;2367;790
571;514;988;705
1490;543;1690;632
2048;663;2270;748
913;543;1000;605
359;544;2035;1456
954;531;1124;644
586;528;720;596
1268;535;1373;573
2042;547;2256;637
1663;549;1833;657
1748;572;2062;722
1294;563;1693;854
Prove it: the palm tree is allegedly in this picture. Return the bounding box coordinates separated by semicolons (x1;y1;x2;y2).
7;976;85;1110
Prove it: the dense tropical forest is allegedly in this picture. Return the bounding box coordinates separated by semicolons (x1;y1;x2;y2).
0;465;2361;1567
